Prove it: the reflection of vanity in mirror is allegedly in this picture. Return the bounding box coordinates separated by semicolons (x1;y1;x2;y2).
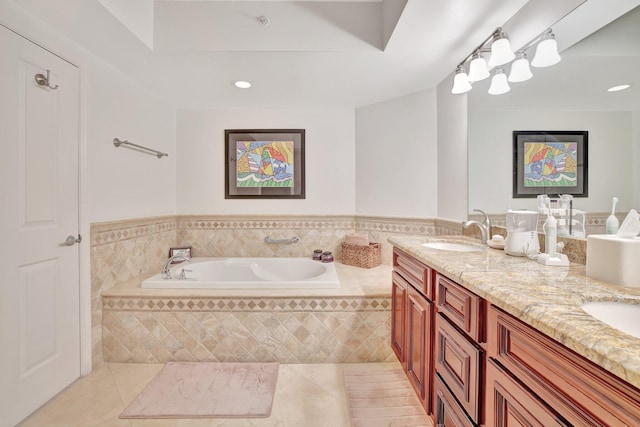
467;2;640;237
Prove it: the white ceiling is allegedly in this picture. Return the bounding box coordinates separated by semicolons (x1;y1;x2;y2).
12;0;586;109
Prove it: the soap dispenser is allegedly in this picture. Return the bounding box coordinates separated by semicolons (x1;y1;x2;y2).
544;209;557;258
538;206;569;266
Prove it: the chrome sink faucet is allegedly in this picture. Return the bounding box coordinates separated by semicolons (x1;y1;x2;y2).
474;209;492;236
162;255;191;279
463;209;491;244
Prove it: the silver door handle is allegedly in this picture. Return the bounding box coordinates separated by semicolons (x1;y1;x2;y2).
64;235;82;246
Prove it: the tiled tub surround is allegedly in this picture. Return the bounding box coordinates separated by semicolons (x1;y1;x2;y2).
90;216;177;367
390;234;640;390
91;214;457;367
102;263;395;364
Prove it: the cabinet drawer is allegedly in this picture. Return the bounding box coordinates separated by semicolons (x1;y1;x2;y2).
488;305;640;426
436;274;483;342
486;358;565;426
394;248;432;299
434;374;475;427
435;313;482;423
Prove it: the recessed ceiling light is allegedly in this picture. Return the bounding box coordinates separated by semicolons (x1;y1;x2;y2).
607;84;630;92
234;81;252;89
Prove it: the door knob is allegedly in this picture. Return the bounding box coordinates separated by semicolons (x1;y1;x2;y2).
64;235;82;246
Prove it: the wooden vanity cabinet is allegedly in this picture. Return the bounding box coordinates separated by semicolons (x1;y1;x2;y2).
393;246;640;427
487;305;640;426
391;271;408;363
435;273;486;426
392;248;434;414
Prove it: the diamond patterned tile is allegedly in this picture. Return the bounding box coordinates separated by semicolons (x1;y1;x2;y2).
91;214;446;366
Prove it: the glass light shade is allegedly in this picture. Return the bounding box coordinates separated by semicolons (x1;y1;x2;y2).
468;54;490;82
531;36;561;67
488;68;510;95
488;36;515;67
451;68;472;94
508;54;533;82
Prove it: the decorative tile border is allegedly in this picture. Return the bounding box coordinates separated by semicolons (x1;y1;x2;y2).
355;216;437;235
177;215;356;230
91;216;177;246
103;296;391;313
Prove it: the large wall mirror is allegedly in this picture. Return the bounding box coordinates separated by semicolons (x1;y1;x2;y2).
468;2;640;236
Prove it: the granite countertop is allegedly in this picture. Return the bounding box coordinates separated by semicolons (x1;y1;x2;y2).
388;235;640;390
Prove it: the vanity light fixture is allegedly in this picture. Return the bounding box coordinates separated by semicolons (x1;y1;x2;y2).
488;67;511;95
531;30;561;67
488;31;515;66
451;66;473;94
234;81;252;89
451;27;561;95
468;53;490;82
607;84;631;92
508;52;533;82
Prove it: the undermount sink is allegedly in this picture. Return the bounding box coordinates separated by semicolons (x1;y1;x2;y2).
581;301;640;339
421;242;482;252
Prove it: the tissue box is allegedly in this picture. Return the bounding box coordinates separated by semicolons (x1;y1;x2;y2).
586;234;640;287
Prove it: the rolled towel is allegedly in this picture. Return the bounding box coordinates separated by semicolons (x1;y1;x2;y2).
345;232;369;246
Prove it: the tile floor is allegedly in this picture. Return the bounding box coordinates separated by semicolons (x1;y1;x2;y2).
18;361;416;427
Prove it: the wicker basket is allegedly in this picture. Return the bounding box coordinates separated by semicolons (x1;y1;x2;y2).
341;242;381;268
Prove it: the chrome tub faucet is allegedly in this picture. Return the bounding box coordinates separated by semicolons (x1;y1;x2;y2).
162;255;191;279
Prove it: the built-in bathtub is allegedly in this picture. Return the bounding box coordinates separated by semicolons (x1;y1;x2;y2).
142;257;340;289
103;260;393;364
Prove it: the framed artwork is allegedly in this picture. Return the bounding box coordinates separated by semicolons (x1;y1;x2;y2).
168;246;192;260
513;130;588;198
225;129;305;199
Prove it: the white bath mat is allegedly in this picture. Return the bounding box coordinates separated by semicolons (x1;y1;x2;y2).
120;362;279;419
344;368;432;427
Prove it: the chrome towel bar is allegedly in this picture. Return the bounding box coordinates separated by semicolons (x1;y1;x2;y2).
264;236;299;244
113;138;168;159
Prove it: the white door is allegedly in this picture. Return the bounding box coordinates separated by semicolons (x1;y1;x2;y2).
0;26;80;426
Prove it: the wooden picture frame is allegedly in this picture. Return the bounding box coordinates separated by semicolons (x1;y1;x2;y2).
513;130;588;198
225;129;305;199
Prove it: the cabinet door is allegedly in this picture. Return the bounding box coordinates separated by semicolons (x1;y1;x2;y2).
435;313;482;423
391;272;408;363
406;284;433;412
434;374;475;427
486;359;568;427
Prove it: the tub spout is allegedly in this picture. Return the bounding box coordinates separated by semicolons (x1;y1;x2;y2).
162;255;191;279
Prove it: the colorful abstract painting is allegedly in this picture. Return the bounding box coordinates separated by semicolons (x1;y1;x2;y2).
236;141;294;187
523;141;577;188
